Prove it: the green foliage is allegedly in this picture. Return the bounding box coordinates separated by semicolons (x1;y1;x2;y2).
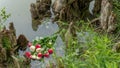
0;7;10;31
52;20;120;68
32;35;57;55
2;36;12;49
0;7;10;21
80;34;120;68
113;0;120;33
33;35;57;48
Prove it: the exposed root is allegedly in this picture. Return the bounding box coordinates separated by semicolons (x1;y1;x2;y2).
90;18;99;24
11;55;20;68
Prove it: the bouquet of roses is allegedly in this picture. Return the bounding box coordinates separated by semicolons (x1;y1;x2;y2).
24;35;57;60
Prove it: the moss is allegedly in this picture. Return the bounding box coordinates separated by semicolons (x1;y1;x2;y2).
2;35;12;50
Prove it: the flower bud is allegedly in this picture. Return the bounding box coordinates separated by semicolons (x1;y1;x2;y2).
44;52;49;58
36;48;42;52
25;52;31;58
28;42;32;47
37;53;43;58
48;49;53;54
30;46;35;52
35;44;41;49
31;55;37;59
36;57;41;60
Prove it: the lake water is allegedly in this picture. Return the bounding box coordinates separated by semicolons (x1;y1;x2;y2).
0;0;58;41
0;0;64;68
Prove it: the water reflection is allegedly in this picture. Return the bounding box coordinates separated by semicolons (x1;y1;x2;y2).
0;0;58;41
0;0;65;68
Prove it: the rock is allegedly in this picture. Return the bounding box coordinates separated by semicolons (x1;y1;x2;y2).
0;46;7;62
0;22;16;61
17;34;28;51
52;0;65;13
30;0;51;20
30;3;39;20
0;22;30;67
107;11;116;33
32;20;41;31
100;0;112;30
9;22;16;36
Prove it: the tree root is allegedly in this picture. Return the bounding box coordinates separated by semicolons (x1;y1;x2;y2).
11;55;20;68
90;17;99;24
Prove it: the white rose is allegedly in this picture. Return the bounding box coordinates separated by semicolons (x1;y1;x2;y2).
36;48;42;53
31;55;37;59
36;57;41;60
30;46;35;52
39;37;43;39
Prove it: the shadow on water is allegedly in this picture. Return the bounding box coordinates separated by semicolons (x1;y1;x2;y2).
0;0;65;68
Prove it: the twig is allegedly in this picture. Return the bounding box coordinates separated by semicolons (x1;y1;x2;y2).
90;18;99;24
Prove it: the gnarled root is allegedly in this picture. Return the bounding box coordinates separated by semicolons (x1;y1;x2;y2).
11;55;20;68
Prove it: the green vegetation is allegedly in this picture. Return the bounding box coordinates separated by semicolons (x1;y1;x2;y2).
50;0;120;67
2;35;12;49
51;20;120;68
0;0;120;68
33;35;57;49
0;7;10;31
113;0;120;33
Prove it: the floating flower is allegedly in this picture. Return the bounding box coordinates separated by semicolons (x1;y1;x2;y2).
30;46;35;52
37;53;43;58
36;57;41;60
44;52;49;58
24;36;56;60
28;42;32;47
35;44;41;49
25;52;31;58
31;55;37;59
48;49;53;54
36;48;42;52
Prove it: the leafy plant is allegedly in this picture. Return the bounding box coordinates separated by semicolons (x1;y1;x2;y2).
0;7;10;31
2;35;12;49
52;19;120;68
113;0;120;33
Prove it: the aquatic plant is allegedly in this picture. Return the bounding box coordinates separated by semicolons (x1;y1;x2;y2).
0;7;10;31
